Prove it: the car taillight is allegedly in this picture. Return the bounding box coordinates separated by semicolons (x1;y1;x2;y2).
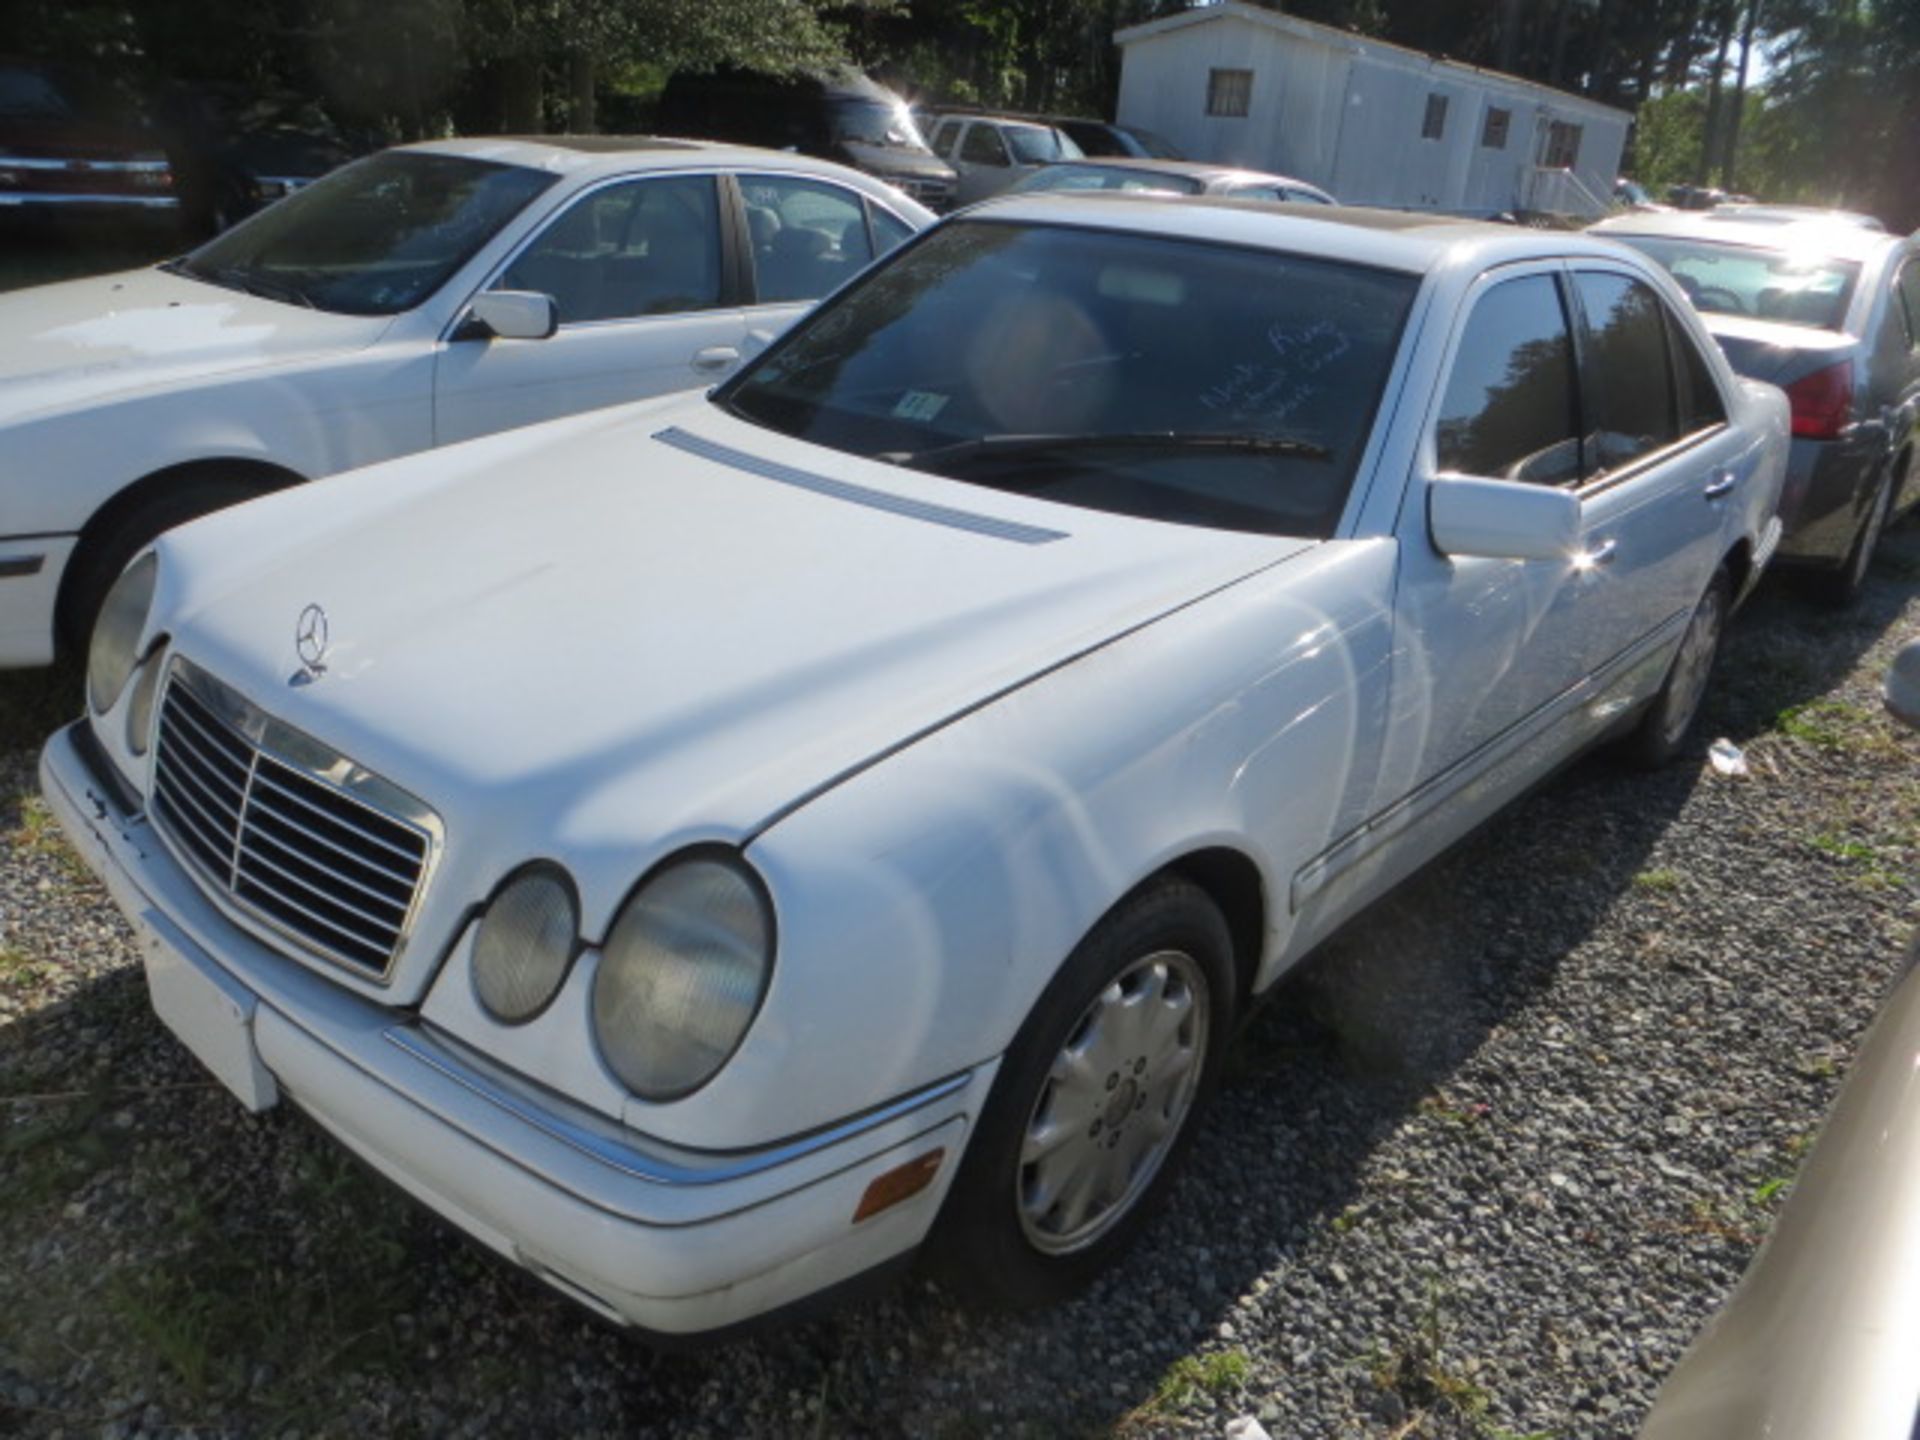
1785;360;1853;440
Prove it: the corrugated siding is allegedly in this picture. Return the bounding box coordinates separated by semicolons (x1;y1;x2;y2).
1117;13;1630;214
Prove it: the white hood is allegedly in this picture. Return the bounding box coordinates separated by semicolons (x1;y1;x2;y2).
158;400;1311;930
0;266;390;420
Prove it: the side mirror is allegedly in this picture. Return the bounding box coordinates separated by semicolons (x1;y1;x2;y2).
1428;475;1582;563
460;290;557;342
1885;639;1920;730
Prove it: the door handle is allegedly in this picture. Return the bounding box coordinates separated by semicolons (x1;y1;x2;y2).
1580;538;1619;568
691;346;740;372
1703;469;1738;499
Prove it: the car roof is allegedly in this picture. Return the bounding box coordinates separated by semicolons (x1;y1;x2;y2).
396;135;907;186
970;191;1643;274
1591;208;1903;263
1045;157;1321;188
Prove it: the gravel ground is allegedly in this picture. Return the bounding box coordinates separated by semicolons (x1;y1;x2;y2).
3;532;1918;1440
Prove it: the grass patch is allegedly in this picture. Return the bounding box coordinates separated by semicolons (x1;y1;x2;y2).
6;796;92;887
1145;1348;1253;1412
1632;868;1682;893
1774;698;1889;753
0;1081;120;1217
96;1139;431;1416
1359;1281;1546;1439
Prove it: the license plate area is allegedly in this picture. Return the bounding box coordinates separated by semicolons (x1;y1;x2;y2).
136;907;279;1113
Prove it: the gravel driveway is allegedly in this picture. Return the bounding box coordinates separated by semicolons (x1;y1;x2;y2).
3;534;1917;1439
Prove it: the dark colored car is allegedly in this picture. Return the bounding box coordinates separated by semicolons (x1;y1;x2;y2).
156;91;363;234
1595;210;1920;604
657;67;956;211
0;60;180;229
1049;118;1182;162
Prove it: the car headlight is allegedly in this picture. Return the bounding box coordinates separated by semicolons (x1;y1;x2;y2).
88;553;159;714
124;650;165;756
471;867;580;1023
591;853;774;1101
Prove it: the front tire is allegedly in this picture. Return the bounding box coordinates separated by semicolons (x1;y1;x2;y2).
933;876;1236;1308
1622;567;1731;769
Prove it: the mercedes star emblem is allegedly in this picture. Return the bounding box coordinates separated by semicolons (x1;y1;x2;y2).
294;603;330;677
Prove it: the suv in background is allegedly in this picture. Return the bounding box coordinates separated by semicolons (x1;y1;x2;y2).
0;60;180;230
657;67;955;211
924;113;1082;206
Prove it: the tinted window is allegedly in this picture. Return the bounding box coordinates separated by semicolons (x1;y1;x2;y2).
872;206;913;256
179;152;557;316
721;221;1419;538
1575;272;1679;471
930;120;960;157
1897;262;1920;349
1436;274;1581;485
960;125;1009;166
502;175;720;323
1665;307;1729;434
739;175;871;304
1615;233;1861;331
1007;128;1080;164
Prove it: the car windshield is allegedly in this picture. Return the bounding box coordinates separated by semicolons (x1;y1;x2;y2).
1130;127;1183;160
0;66;72;120
829;99;931;153
1007;127;1082;164
1019;164;1203;195
169;151;558;316
1614;233;1862;330
718;220;1419;539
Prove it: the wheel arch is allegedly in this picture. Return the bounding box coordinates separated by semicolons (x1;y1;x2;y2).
1159;845;1269;1011
56;456;307;648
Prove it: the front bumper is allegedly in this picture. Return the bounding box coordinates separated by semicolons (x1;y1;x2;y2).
40;721;987;1335
0;533;77;668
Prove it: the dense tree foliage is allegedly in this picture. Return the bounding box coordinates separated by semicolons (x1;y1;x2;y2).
2;1;1916;226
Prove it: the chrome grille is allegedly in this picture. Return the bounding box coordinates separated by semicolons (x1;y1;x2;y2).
149;665;434;979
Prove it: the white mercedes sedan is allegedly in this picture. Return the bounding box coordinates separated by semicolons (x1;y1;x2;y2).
43;195;1787;1338
0;137;932;667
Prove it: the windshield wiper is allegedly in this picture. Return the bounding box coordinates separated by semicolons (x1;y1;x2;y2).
196;262;317;310
877;430;1333;468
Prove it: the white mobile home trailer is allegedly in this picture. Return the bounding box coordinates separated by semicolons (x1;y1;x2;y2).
1114;3;1630;217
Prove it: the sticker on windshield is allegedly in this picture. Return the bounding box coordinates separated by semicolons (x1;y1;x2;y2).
892;390;950;422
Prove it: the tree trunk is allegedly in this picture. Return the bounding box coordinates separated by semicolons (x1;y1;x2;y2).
569;51;596;134
1719;0;1760;187
1694;1;1734;185
1498;0;1523;73
494;56;543;134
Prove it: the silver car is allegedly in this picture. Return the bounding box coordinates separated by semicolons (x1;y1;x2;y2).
1593;210;1920;605
1009;157;1336;205
924;114;1084;206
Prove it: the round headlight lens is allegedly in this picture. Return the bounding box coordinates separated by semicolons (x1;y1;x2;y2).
471;868;579;1023
124;651;165;757
87;553;159;714
591;855;773;1101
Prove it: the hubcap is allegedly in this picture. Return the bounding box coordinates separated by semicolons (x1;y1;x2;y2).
1016;950;1209;1255
1661;583;1725;749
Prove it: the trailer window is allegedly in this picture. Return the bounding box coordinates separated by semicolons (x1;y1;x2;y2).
1422;94;1449;140
1481;107;1510;149
1206;69;1252;118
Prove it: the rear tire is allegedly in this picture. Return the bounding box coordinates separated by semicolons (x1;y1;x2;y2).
59;471;277;658
1621;568;1731;770
932;876;1236;1308
1804;466;1895;609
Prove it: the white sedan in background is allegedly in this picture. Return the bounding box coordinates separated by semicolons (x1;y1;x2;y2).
44;196;1785;1337
0;137;932;666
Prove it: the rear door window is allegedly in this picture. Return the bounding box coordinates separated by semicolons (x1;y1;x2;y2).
1435;273;1582;486
739;175;873;304
1573;272;1681;473
1664;305;1729;435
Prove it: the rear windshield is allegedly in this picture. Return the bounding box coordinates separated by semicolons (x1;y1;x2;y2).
719;220;1419;539
1021;164;1204;195
1613;233;1862;331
